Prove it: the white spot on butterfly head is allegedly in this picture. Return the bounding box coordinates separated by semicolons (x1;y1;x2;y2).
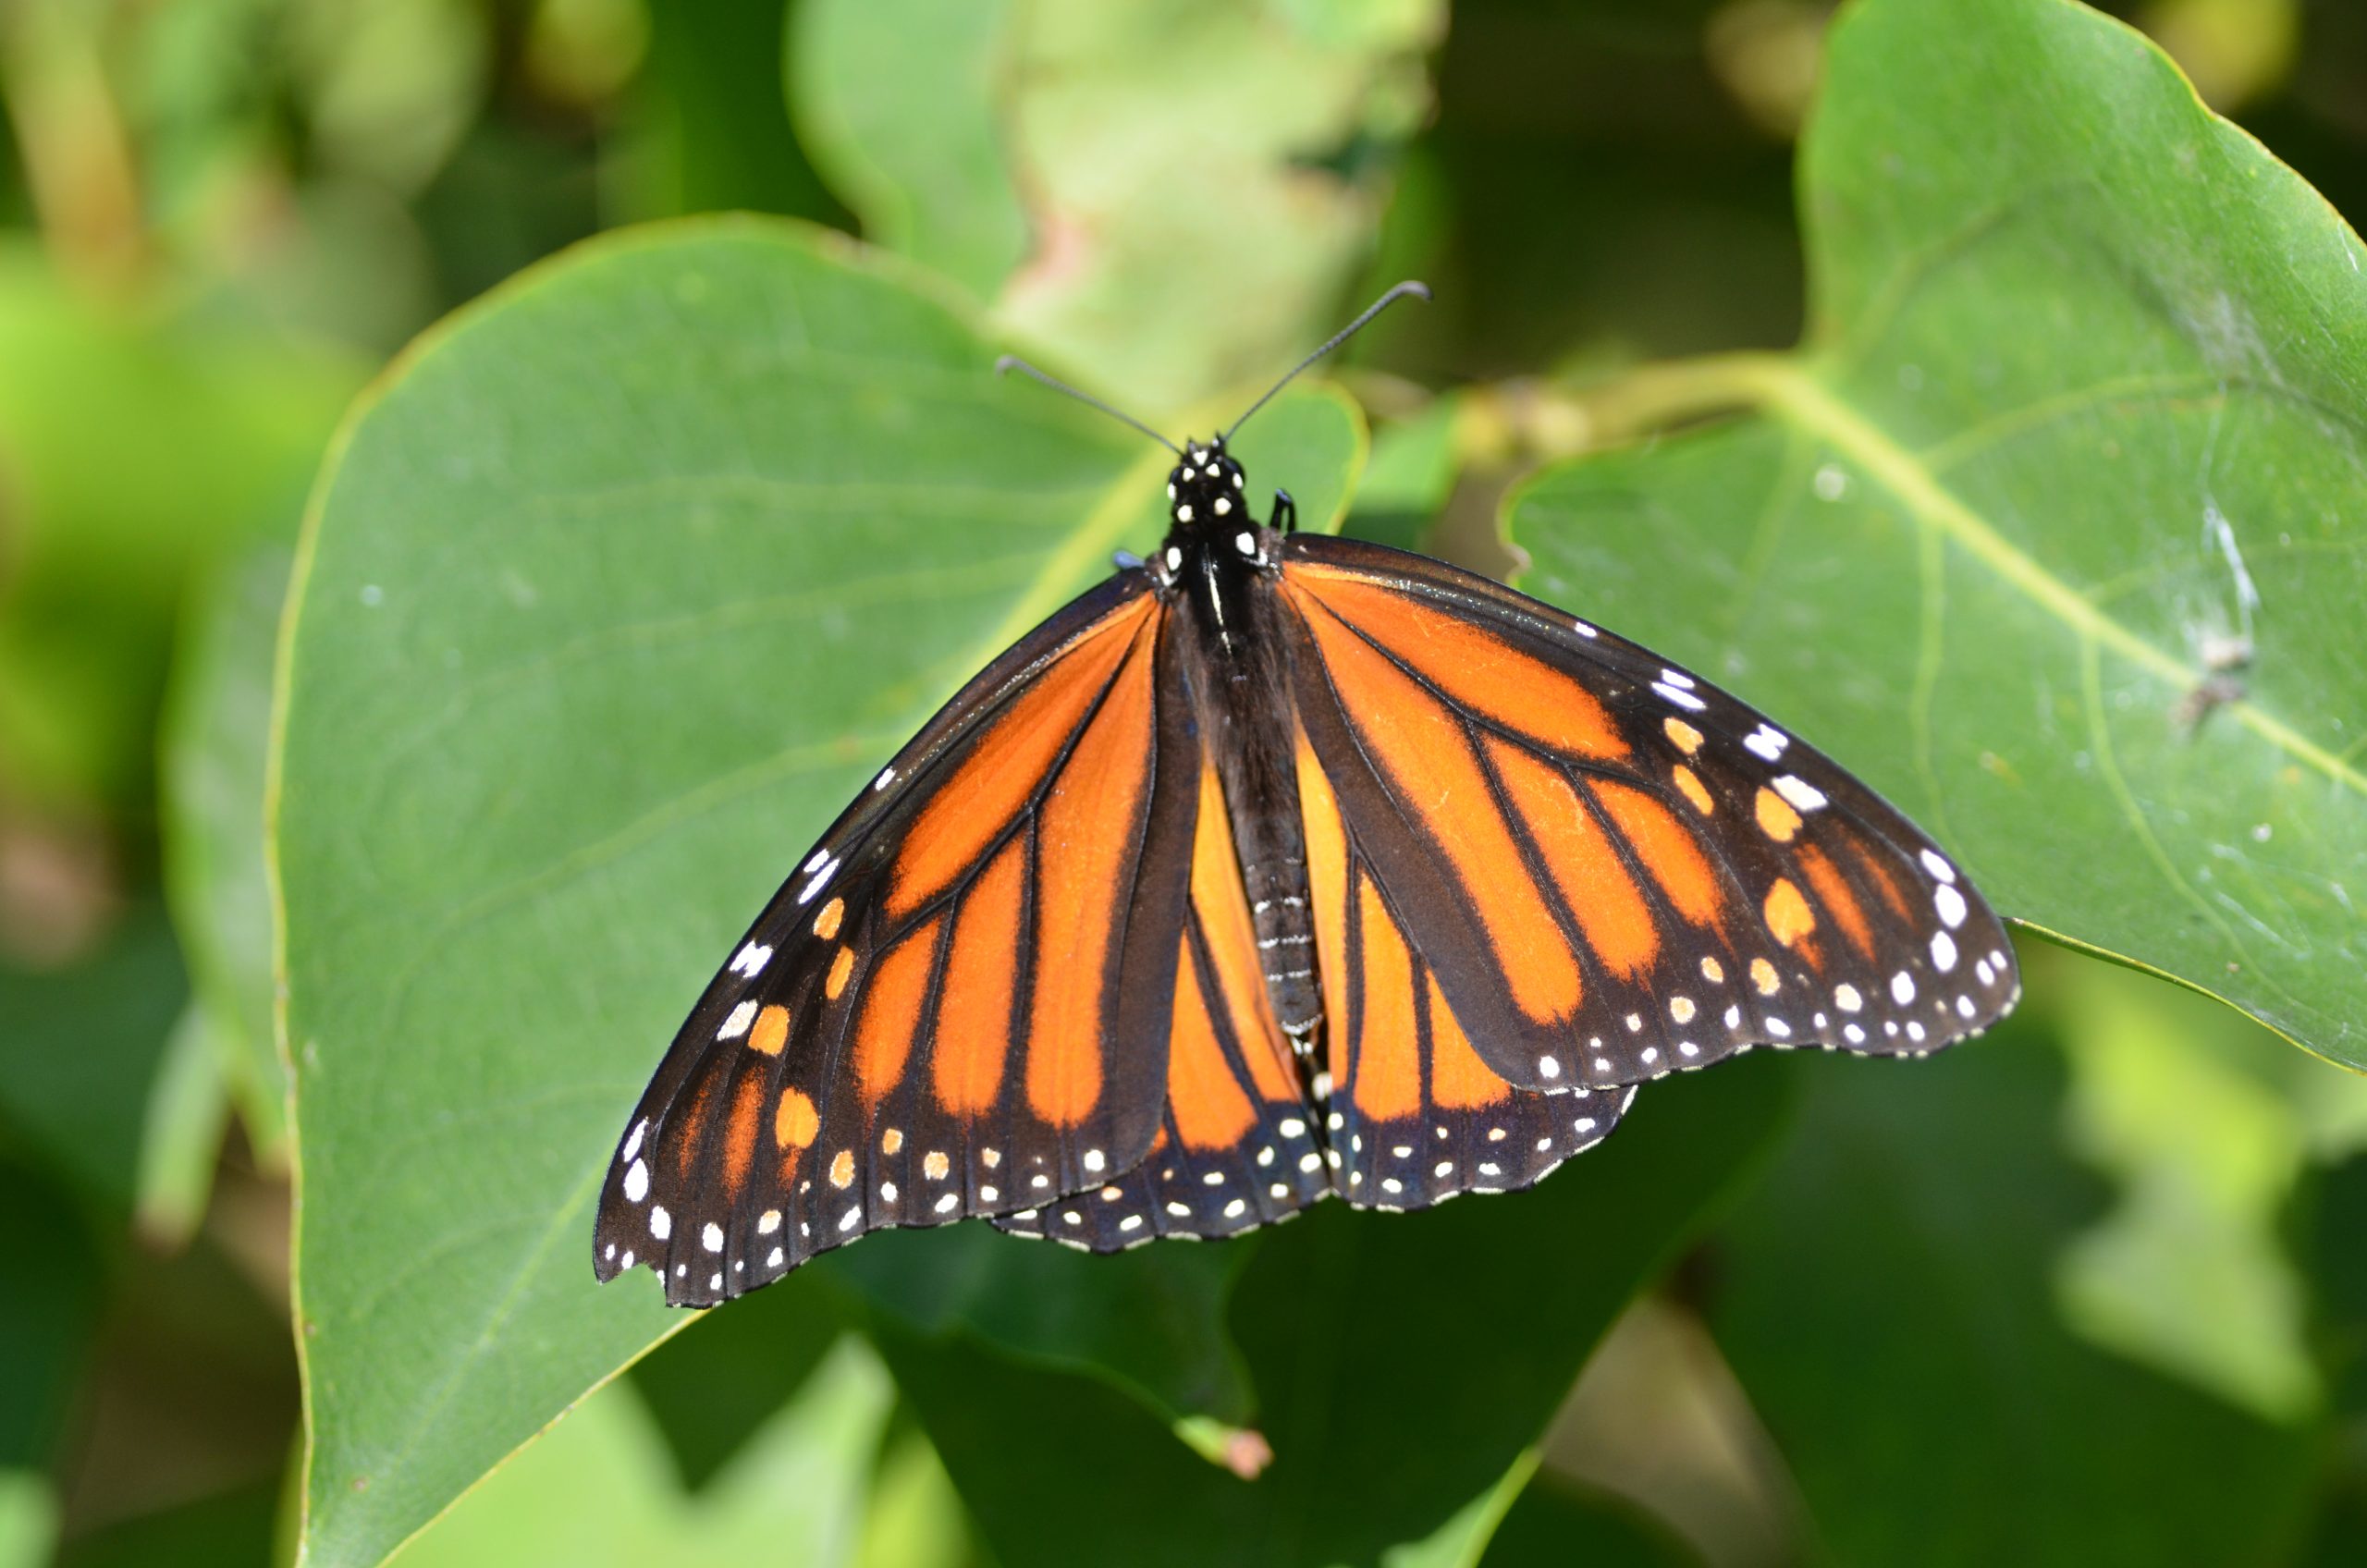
1235;531;1257;556
1177;503;1195;522
1165;545;1184;571
1215;496;1233;517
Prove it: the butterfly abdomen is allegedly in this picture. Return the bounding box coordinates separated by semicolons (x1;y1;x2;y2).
1168;535;1327;1061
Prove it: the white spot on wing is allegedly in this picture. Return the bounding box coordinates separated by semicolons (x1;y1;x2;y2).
1772;775;1827;812
623;1159;649;1203
717;1000;758;1040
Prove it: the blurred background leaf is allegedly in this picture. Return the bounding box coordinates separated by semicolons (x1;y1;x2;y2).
1704;1001;2324;1564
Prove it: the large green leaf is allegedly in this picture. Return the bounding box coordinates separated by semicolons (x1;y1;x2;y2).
273;217;1365;1568
1705;1011;2321;1564
876;1061;1789;1566
397;1341;894;1568
1509;0;2367;1064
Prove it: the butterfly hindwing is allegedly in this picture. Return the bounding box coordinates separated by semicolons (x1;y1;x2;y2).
996;759;1329;1250
594;576;1200;1305
1292;725;1636;1208
1280;534;2018;1094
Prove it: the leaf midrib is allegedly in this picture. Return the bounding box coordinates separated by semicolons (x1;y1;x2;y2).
1603;350;2367;801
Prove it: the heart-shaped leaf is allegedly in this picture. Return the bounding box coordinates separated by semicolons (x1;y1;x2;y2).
273;217;1365;1567
1509;0;2367;1064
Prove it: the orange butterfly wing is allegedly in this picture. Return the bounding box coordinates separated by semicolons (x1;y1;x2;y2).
996;757;1330;1249
594;579;1200;1305
1280;535;2018;1102
1294;722;1636;1208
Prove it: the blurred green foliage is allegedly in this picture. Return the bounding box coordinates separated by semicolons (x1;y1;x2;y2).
6;0;2367;1565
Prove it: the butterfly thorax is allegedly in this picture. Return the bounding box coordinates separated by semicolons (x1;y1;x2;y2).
1154;436;1327;1063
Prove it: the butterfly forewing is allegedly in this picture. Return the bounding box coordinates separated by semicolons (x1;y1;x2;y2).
1279;535;2018;1095
594;576;1201;1305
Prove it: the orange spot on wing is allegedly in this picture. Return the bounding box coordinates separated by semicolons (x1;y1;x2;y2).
1664;717;1704;754
889;597;1152;918
1427;974;1509;1109
1673;765;1714;815
933;837;1024;1115
1190;762;1296;1100
854;919;939;1109
813;898;845;939
1350;876;1421;1122
1288;570;1627;761
826;946;854;1000
1168;946;1257;1150
775;1086;818;1149
1296;730;1354;1054
1485;738;1658;979
1297;600;1582;1024
1755;787;1802;843
1591;780;1723;930
1026;627;1158;1126
1763;877;1817;953
720;1072;766;1195
1798;844;1875;958
748;1003;791;1057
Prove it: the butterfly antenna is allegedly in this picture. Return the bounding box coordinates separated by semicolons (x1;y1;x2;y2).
1220;280;1430;443
994;355;1182;455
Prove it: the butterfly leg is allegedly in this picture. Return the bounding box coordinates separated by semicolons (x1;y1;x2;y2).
1270;489;1298;534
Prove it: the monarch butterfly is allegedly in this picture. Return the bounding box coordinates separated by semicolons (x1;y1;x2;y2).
595;284;2018;1306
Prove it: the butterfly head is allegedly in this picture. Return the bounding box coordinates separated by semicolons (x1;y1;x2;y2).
1166;436;1247;537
